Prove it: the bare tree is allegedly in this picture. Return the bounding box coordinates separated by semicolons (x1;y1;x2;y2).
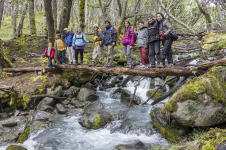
28;0;37;35
98;0;112;30
0;0;4;29
52;0;57;30
11;2;18;37
44;0;55;44
215;0;225;29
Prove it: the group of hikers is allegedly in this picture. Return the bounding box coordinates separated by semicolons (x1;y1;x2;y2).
44;12;176;68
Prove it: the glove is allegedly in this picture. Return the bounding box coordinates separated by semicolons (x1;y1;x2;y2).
161;33;164;38
69;42;72;47
89;41;94;43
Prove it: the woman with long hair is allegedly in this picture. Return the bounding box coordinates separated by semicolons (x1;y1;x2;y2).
122;20;135;68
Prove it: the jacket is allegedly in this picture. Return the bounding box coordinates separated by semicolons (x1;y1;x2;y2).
122;27;135;46
104;25;117;46
147;20;160;42
72;32;89;47
157;18;172;37
55;37;66;51
44;47;55;59
64;31;74;47
137;26;149;48
94;28;104;47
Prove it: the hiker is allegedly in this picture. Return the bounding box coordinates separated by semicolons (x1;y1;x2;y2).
122;20;135;68
103;20;117;68
72;27;93;66
55;30;66;64
63;28;75;65
88;24;104;67
147;14;161;68
156;12;173;68
137;21;149;68
43;43;55;67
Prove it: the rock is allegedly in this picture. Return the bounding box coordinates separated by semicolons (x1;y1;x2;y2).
6;145;27;150
0;113;8;118
62;99;71;105
166;76;179;87
63;86;80;98
99;85;113;91
133;140;146;148
17;124;31;144
0;129;22;145
219;145;226;150
120;89;141;106
35;139;60;150
117;75;124;80
161;66;226;127
150;104;188;142
2;120;17;127
37;97;55;111
39;104;54;112
19;111;29;116
71;99;90;108
56;103;66;114
33;111;52;121
146;89;163;98
154;77;165;87
77;88;98;102
47;86;63;97
78;101;113;129
84;83;95;91
14;110;20;117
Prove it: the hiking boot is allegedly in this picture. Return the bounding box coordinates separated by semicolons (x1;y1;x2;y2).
97;62;103;67
149;64;155;68
125;65;132;68
167;63;174;68
157;63;164;68
140;65;146;68
88;61;96;67
77;62;81;65
68;62;72;65
80;63;83;65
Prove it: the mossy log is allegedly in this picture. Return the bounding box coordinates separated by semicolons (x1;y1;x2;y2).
3;67;56;72
0;85;14;90
197;58;226;70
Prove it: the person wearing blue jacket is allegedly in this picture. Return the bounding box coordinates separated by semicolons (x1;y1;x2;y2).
63;28;75;65
72;27;93;66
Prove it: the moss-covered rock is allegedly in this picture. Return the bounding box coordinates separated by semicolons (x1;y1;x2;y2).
6;145;27;150
78;101;114;129
161;66;226;127
120;89;141;106
165;76;179;87
150;104;189;143
17;125;31;144
146;89;163;98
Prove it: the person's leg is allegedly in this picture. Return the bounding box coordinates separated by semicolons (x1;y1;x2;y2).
48;57;51;67
127;45;132;66
143;47;150;65
58;51;62;64
62;50;66;64
149;42;155;65
155;40;161;65
74;49;79;63
80;49;84;64
97;45;103;63
107;45;114;66
92;46;98;62
70;47;75;64
139;47;145;65
67;47;72;64
166;39;173;65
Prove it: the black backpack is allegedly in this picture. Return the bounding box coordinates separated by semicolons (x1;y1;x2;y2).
170;31;178;41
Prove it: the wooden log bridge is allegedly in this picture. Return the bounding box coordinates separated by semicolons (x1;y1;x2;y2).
3;58;226;77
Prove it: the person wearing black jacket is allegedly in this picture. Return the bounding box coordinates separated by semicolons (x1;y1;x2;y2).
147;14;161;68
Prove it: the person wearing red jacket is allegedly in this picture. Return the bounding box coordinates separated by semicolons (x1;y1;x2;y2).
44;43;55;67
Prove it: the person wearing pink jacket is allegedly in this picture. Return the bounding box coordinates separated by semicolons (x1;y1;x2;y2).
122;20;135;68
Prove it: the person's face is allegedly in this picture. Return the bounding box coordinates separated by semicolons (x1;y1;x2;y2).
94;27;98;31
57;33;60;37
64;30;68;34
139;23;144;29
105;22;110;27
125;21;129;28
77;28;82;33
48;43;52;47
148;18;153;24
157;14;162;21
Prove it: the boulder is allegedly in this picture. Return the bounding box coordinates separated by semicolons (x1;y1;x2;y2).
47;86;63;97
63;86;80;98
2;120;17;127
71;99;90;108
78;101;114;129
146;89;163;98
33;111;52;121
99;85;113;91
120;89;141;106
161;66;226;127
150;104;188;142
39;104;54;112
0;129;23;145
84;83;95;91
56;103;66;114
77;88;98;102
37;97;55;111
62;99;71;105
133;140;146;149
6;145;27;150
1;116;26;127
0;113;8;118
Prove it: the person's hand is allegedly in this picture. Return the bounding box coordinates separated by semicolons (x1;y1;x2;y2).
161;33;164;38
112;42;115;46
145;46;148;49
104;46;106;49
130;46;133;49
89;41;94;43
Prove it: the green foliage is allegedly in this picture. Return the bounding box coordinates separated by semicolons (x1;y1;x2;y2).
209;39;226;51
79;0;86;29
146;89;163;98
6;145;27;150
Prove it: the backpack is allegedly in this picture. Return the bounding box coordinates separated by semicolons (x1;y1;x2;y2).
169;31;178;41
128;28;138;43
111;26;119;41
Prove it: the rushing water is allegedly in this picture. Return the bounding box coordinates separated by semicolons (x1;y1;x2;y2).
0;77;170;150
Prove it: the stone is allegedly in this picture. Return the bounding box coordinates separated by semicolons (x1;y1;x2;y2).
33;111;52;121
56;103;66;114
2;120;17;127
37;97;55;111
1;116;26;126
47;86;63;97
117;75;124;80
219;145;226;150
39;104;54;112
63;86;80;98
0;129;23;145
0;113;8;118
120;89;141;106
77;88;98;102
62;99;71;105
99;85;113;91
6;145;27;150
154;77;165;87
84;83;95;91
150;104;188;142
78;101;113;129
71;99;90;108
133;140;146;148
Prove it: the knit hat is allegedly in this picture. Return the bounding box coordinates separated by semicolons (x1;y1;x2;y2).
147;14;153;20
93;24;99;28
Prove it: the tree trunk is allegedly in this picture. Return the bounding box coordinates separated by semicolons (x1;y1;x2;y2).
216;0;225;29
12;3;18;37
71;9;75;32
116;0;122;17
15;2;28;38
44;0;55;45
85;0;88;32
79;0;85;32
52;0;57;30
28;0;37;35
0;0;4;29
59;0;73;35
118;0;128;34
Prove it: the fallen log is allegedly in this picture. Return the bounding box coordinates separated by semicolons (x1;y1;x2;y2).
197;58;226;70
31;95;67;99
0;85;14;90
3;67;56;73
53;65;205;76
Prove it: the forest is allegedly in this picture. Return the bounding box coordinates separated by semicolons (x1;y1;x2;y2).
0;0;226;150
